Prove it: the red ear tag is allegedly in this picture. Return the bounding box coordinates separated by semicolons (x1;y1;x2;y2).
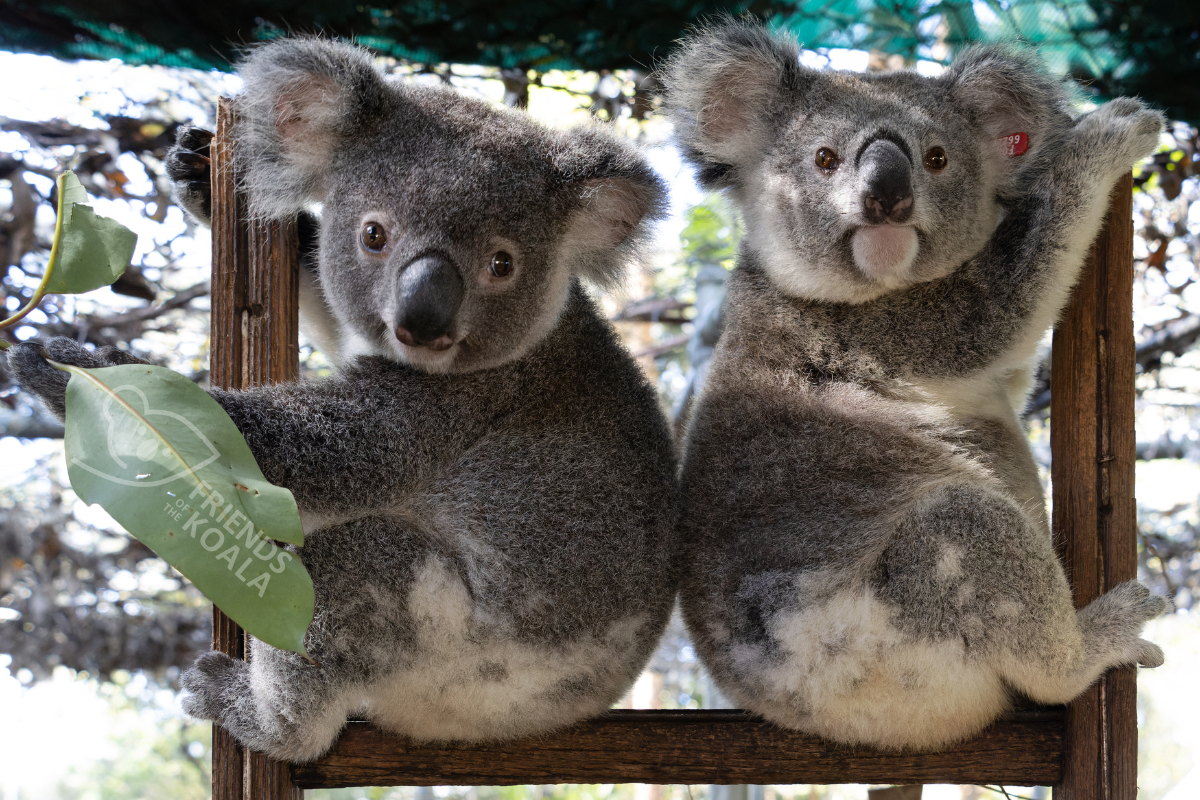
999;132;1029;157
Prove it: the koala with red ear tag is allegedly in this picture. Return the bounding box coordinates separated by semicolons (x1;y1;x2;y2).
661;20;1167;751
10;37;678;761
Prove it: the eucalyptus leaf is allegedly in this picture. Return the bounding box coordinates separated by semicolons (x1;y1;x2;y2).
47;171;137;295
60;170;88;209
56;362;313;655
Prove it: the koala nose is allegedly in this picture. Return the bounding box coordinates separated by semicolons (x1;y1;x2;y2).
858;138;914;224
394;252;464;351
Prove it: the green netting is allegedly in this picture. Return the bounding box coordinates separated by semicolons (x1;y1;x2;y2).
768;0;1116;74
1;0;1197;121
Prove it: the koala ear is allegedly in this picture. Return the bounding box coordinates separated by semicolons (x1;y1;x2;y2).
235;37;391;218
947;45;1072;173
551;126;667;288
660;18;805;188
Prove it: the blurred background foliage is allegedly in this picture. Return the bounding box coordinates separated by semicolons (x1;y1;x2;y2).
0;1;1199;798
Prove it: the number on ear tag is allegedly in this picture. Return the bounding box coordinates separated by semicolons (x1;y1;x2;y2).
999;132;1029;157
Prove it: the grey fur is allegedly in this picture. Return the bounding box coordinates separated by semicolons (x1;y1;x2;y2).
663;20;1166;751
11;37;678;761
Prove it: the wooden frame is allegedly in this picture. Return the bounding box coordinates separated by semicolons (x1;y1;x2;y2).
208;99;1139;798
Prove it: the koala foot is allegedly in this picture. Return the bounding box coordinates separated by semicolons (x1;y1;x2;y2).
6;338;148;420
166;125;214;225
1078;579;1168;669
180;650;248;722
1072;97;1164;178
1100;579;1170;622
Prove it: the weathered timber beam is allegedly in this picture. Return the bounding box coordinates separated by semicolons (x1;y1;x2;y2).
291;708;1065;788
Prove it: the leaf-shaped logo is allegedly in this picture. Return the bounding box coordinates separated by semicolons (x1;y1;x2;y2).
70;382;222;487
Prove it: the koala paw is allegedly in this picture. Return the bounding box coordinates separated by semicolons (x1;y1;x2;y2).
180;650;245;721
7;342;69;419
6;338;148;420
166;125;214;225
1073;97;1165;176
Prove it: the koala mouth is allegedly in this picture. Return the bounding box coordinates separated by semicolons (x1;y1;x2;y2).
395;330;456;351
390;333;464;372
851;224;918;283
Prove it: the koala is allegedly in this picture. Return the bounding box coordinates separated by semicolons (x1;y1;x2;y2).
661;21;1167;751
10;37;679;761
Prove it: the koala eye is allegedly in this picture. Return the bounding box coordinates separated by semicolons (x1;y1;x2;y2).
489;251;514;278
815;147;840;172
360;222;388;253
923;147;948;172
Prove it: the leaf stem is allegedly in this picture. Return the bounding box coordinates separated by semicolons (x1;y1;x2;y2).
0;173;69;349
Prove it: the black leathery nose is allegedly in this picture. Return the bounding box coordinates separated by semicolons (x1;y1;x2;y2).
859;139;914;224
394;252;464;349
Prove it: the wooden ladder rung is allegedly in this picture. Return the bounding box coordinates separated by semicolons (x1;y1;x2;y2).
291;708;1065;788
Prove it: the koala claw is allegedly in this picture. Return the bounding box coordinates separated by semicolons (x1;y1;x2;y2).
166;125;215;225
180;650;244;721
176;125;214;154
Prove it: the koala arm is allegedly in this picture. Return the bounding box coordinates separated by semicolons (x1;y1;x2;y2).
208;363;486;517
974;98;1163;313
6;339;148;419
9;339;485;517
168;126;341;362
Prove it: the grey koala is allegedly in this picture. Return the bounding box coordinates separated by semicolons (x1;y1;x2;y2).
660;21;1167;751
10;37;679;761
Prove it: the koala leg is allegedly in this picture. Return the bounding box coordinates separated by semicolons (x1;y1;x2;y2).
878;483;1165;717
996;580;1167;705
181;644;362;762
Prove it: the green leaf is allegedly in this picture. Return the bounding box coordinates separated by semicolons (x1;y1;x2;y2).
57;363;314;655
47;171;137;295
60;169;88;209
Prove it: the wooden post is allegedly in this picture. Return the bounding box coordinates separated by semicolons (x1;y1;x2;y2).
210;97;302;800
1051;173;1138;800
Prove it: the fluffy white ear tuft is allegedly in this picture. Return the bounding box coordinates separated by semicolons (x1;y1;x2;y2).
235;37;390;219
551;126;666;288
660;18;807;188
573;179;655;250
